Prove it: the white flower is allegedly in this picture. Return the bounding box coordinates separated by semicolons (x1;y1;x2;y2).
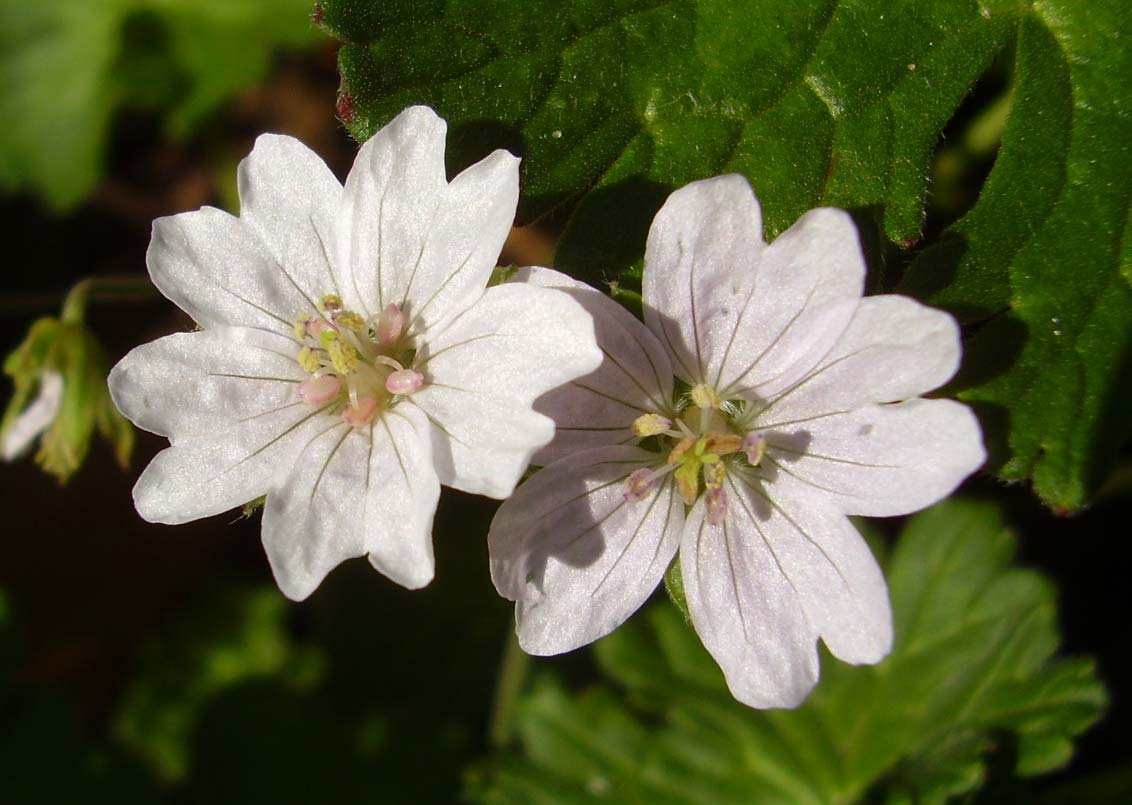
489;175;985;708
1;370;63;460
109;106;601;600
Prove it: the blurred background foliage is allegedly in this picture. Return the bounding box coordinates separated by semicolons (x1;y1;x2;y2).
1;1;1130;803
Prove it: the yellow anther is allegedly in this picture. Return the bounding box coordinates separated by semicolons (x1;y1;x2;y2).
336;310;366;332
704;433;743;456
704;461;726;490
319;294;344;313
632;413;672;438
297;346;320;373
674;462;700;505
691;383;722;410
293;314;312;341
668;436;695;465
327;338;359;375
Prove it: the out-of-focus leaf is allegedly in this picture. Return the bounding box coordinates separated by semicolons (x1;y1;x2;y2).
0;0;320;210
113;585;325;781
470;499;1107;804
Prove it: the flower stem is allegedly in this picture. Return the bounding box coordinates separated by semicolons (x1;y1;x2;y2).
61;275;157;324
487;626;530;750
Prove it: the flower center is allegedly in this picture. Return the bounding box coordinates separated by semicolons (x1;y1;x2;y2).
624;382;766;525
293;295;424;427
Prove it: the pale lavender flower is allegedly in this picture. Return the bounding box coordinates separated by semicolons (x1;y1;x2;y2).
489;175;984;708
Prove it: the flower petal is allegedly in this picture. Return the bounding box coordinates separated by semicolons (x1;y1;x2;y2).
412;283;601;498
754;295;963;428
489;445;681;654
132;400;330;525
336;106;448;319
642;174;766;385
108;327;306;443
712;207;865;400
147;206;315;335
260;405;440;601
236;134;343;304
515;267;675;466
260;420;368;600
764;399;985;516
731;473;892;667
364;405;440;590
403;148;520;332
681;492;820;709
1;371;63;460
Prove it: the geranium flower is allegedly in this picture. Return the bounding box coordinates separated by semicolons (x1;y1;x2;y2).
109;106;601;600
489;175;985;708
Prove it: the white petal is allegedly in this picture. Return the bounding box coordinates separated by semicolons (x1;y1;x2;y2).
642;175;766;385
261;420;368;600
237;134;343;304
764;399;985;516
755;295;963;428
403;149;520;332
364;404;440;590
261;405;441;600
132;400;329;525
732;473;892;666
147;207;316;334
515;267;675;466
1;371;63;460
412;283;602;498
488;446;682;654
713;207;865;400
681;493;820;709
336;106;448;319
108;327;306;443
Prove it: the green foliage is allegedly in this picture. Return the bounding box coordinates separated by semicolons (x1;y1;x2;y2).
113;585;325;781
469;499;1107;804
324;0;1132;511
0;0;320;210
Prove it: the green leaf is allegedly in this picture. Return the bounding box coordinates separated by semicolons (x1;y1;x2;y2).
471;500;1107;804
0;0;320;210
326;0;1132;510
900;1;1132;511
112;585;325;781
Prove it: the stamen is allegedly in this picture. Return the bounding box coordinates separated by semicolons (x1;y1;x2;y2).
623;468;656;501
668;436;695;465
335;310;366;332
293;314;312;341
327;337;359;375
297;346;321;373
385;369;423;396
632;413;672;438
691;383;722;410
319;294;344;313
376;303;405;347
704;433;743;456
342;397;377;428
743;432;767;466
674;461;700;505
705;487;727;526
299;374;341;404
703;461;726;489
